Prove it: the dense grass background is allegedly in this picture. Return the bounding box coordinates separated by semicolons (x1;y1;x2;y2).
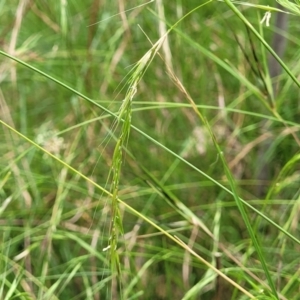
0;1;300;299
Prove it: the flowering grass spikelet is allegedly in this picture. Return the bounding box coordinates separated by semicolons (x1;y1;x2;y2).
107;37;165;280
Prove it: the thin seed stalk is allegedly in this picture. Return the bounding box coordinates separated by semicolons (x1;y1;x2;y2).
108;42;161;278
109;95;132;277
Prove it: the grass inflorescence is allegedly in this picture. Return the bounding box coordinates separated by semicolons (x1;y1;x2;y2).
0;1;300;299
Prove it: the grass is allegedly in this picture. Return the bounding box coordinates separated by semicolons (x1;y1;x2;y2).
0;1;300;299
